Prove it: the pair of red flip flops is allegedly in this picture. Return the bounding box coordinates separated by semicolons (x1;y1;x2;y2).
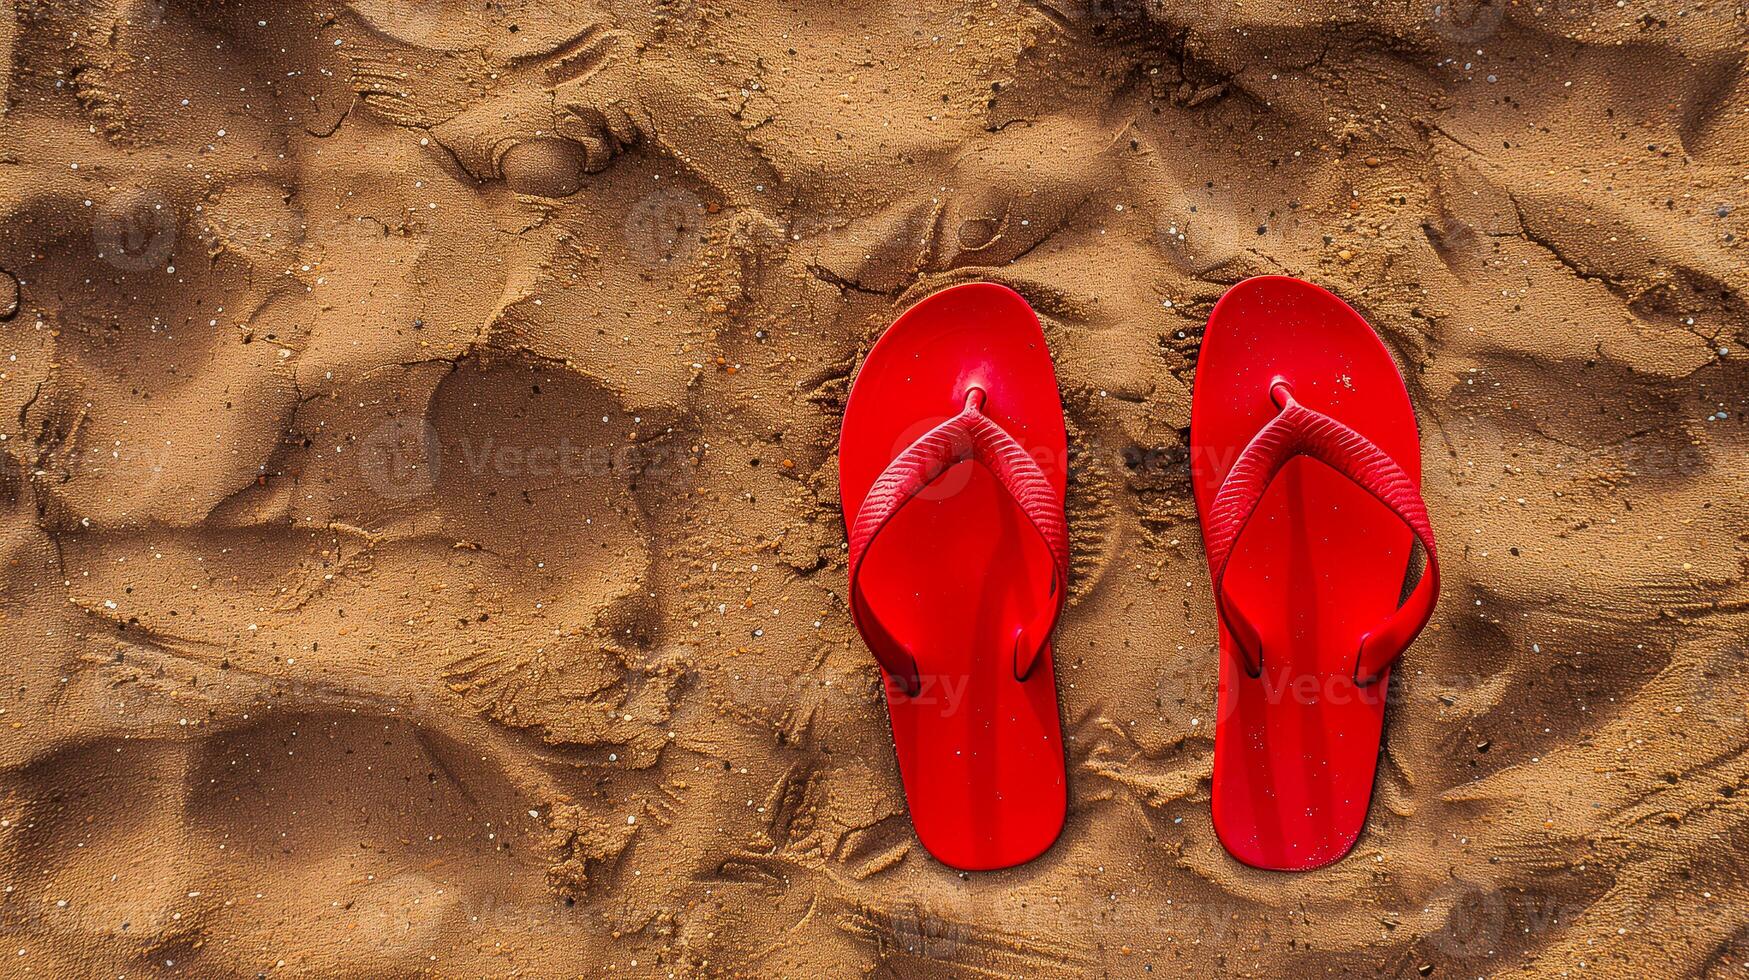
839;277;1439;872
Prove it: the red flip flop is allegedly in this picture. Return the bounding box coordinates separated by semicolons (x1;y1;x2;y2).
1191;276;1440;871
839;282;1069;871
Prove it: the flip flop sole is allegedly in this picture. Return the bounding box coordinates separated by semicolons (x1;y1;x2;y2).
840;282;1068;871
1191;276;1422;871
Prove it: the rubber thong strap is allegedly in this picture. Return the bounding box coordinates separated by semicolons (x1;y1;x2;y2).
1204;381;1439;686
847;389;1070;697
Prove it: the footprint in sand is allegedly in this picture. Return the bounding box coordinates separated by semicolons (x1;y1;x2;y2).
344;4;773;204
0;715;568;975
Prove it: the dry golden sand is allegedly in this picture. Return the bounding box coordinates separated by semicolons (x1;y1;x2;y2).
0;0;1746;976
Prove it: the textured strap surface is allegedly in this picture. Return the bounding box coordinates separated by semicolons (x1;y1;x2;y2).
1205;382;1439;685
847;390;1069;696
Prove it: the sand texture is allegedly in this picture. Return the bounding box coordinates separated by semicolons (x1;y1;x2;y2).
0;0;1746;976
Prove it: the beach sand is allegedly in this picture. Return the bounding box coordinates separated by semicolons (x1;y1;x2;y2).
0;0;1745;975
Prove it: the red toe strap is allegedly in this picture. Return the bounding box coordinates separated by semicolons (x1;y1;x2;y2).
1204;381;1439;686
847;389;1069;697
